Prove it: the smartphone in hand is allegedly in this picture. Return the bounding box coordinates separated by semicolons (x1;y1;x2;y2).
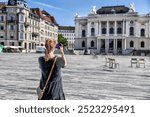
56;43;61;49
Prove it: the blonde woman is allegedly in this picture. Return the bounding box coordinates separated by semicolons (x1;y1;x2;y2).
38;39;67;100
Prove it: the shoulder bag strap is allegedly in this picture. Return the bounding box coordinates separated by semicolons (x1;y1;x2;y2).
40;57;57;99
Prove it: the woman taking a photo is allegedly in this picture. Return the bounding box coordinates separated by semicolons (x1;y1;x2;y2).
38;39;67;100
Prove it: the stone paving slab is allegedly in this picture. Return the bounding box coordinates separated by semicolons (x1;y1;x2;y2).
0;53;150;100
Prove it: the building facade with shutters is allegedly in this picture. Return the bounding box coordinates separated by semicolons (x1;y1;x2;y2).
75;5;150;55
0;0;58;52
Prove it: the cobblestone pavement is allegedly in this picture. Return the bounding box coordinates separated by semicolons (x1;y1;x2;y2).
0;53;150;100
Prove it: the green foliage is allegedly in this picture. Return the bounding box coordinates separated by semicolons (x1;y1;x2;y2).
58;34;68;47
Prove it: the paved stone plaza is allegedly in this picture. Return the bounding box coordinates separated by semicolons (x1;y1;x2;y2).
0;53;150;100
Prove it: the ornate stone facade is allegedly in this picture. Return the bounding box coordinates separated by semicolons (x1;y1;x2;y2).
75;5;150;55
0;0;58;52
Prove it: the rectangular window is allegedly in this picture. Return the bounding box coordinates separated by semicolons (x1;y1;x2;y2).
20;24;23;31
0;25;4;30
20;33;23;39
0;16;4;21
0;34;4;38
9;42;14;46
18;42;22;46
20;15;24;21
10;16;14;21
10;33;14;39
10;25;14;30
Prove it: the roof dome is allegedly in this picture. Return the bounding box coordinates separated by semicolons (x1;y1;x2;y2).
97;5;129;14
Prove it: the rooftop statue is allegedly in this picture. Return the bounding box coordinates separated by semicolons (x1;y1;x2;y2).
91;6;97;14
129;3;135;12
75;13;80;18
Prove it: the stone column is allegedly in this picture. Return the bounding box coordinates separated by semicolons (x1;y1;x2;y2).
124;38;127;50
107;21;109;36
97;39;99;51
114;39;117;55
75;22;79;38
124;20;126;35
145;22;149;38
114;21;117;36
87;22;90;37
99;21;101;36
135;21;139;37
95;21;99;36
105;39;109;54
116;39;118;52
113;39;116;54
79;24;82;38
126;21;129;37
123;20;125;36
75;21;80;49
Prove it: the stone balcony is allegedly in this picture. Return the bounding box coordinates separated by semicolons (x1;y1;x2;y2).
24;22;30;28
7;19;17;23
32;32;39;37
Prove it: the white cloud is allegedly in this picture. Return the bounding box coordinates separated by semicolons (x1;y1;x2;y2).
0;0;7;2
28;0;62;10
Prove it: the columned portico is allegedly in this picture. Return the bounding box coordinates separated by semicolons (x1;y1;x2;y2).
97;38;126;54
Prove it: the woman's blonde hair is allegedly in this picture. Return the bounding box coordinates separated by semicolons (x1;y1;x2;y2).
44;39;56;61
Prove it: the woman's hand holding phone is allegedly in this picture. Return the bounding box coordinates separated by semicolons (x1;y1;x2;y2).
59;44;64;54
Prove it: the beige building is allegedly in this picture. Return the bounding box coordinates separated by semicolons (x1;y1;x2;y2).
58;26;75;50
0;0;58;52
75;5;150;55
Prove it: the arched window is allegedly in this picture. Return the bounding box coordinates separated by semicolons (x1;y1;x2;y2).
102;28;106;34
117;27;122;34
91;40;94;47
141;29;145;37
82;30;86;37
130;20;134;24
130;27;134;36
82;41;85;47
109;28;114;34
130;41;134;48
141;41;145;48
10;16;14;21
91;28;95;36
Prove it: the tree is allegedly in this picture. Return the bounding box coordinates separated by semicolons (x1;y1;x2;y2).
58;34;68;47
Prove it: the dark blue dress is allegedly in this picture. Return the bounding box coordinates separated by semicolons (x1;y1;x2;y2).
38;56;65;100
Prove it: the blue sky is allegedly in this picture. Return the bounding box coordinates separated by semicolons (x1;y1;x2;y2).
2;0;150;26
